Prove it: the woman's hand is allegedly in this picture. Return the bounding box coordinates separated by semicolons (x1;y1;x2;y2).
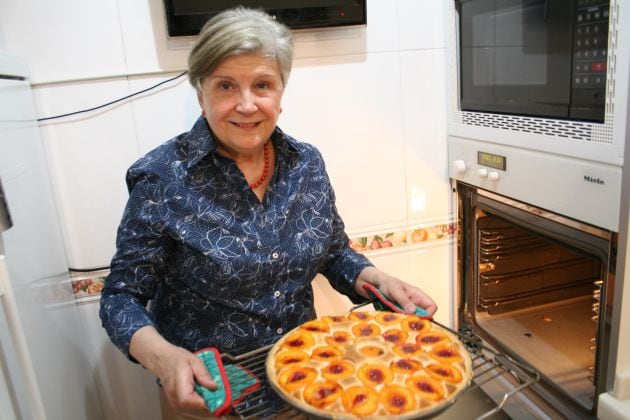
354;266;438;315
129;326;217;412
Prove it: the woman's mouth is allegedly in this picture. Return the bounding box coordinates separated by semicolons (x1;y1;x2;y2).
232;122;259;128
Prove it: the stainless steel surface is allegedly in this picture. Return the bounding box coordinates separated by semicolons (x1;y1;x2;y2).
0;178;11;233
476;189;612;242
222;328;539;419
476;297;597;409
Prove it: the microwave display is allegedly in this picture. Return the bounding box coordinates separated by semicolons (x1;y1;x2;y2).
477;151;506;170
458;0;609;123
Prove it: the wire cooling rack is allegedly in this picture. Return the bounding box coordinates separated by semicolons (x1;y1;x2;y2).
218;325;540;419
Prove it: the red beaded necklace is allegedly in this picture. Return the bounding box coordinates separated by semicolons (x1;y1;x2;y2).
250;141;270;189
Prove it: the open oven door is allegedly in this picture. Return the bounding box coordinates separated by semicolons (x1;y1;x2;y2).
456;182;616;419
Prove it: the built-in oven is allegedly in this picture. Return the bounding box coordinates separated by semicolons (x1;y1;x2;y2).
446;0;630;414
449;136;622;418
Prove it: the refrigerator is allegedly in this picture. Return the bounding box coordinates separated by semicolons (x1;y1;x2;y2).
0;50;103;420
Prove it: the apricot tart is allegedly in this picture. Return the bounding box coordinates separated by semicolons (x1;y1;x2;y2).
266;311;473;418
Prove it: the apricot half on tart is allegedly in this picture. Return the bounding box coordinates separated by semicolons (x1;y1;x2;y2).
416;331;450;347
390;358;423;374
311;345;344;362
325;331;354;347
392;342;424;357
426;363;464;384
430;343;463;363
358;344;386;358
379;384;415;414
300;320;330;334
303;380;342;409
401;316;431;333
322;360;355;381
278;366;317;392
275;350;309;369
406;375;446;401
382;328;408;345
322;314;347;324
352;322;381;338
341;385;379;417
281;331;315;351
348;311;373;321
375;312;402;326
358;363;394;387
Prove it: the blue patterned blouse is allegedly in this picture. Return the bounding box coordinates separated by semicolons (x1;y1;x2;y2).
99;117;372;358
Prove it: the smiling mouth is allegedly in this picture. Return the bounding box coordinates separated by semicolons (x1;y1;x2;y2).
232;122;259;128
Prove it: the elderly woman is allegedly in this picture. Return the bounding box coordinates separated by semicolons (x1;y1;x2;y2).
99;6;437;417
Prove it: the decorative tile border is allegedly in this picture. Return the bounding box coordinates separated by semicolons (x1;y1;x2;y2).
69;222;457;302
70;269;107;303
349;223;456;253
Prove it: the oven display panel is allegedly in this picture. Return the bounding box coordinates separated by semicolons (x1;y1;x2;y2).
477;151;506;171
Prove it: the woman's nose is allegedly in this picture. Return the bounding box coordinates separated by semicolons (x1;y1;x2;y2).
236;90;257;114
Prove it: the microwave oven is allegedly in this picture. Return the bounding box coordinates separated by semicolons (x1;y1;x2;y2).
446;0;630;167
457;0;609;123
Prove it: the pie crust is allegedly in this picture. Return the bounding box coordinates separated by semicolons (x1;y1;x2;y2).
266;311;473;418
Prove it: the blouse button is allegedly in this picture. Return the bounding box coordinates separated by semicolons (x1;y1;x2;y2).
271;251;280;259
277;328;283;334
274;291;281;297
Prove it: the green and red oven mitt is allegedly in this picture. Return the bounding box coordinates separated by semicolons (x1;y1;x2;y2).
362;283;430;317
194;347;260;416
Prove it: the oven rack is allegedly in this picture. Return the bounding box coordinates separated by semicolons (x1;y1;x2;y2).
220;328;540;419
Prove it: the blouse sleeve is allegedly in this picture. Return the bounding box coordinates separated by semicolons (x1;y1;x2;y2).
99;170;172;360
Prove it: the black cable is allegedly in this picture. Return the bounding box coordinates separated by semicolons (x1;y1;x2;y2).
37;71;188;122
69;266;110;273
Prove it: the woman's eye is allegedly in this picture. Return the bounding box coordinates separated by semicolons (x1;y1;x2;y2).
217;82;232;91
256;81;271;90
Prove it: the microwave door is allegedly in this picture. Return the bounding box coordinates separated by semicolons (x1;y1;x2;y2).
459;0;573;118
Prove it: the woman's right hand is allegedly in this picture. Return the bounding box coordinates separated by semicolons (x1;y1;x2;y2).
129;325;217;411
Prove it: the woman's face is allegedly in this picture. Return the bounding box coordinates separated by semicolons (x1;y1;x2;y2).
197;53;284;156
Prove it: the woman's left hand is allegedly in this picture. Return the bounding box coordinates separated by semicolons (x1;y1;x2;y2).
354;266;438;315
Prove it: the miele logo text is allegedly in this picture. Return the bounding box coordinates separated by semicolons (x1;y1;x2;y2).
584;175;605;185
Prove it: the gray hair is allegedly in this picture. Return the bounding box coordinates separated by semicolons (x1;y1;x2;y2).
188;7;294;93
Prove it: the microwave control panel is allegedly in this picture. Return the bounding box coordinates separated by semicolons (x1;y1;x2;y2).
571;0;610;120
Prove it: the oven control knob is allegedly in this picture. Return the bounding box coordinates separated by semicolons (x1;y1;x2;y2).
478;168;488;177
452;159;466;175
488;171;500;181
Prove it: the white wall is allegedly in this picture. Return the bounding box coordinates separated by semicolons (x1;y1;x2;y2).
0;0;452;417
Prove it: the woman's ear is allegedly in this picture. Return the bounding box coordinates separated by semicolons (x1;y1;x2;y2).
197;92;206;116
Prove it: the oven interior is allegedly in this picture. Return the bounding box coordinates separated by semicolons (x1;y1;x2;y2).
458;183;615;417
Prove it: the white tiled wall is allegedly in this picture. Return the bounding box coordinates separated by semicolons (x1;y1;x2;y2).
400;49;450;225
0;0;127;83
35;80;139;268
280;51;408;230
398;0;447;50
127;74;199;155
